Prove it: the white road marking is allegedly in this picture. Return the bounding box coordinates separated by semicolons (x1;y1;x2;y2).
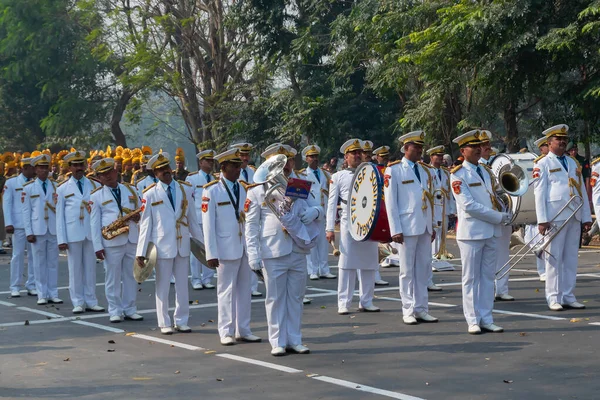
16;307;62;318
217;353;303;373
0;300;16;306
492;309;566;321
311;375;425;400
130;333;205;351
71;320;125;333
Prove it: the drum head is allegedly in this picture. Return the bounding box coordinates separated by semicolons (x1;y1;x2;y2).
348;162;383;241
134;242;157;283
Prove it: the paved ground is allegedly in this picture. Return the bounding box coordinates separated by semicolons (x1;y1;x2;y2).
1;240;600;400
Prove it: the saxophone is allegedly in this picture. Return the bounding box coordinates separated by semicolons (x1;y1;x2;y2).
101;207;143;240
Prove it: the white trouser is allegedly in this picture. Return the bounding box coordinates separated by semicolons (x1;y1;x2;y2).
9;228;35;292
190;254;214;285
217;254;252;338
545;219;580;305
104;242;137;317
263;251;307;348
494;226;512;296
67;239;98;307
155;255;189;328
395;233;431;316
339;269;375;309
457;236;498;326
307;222;330;276
31;233;59;300
428;226;443;286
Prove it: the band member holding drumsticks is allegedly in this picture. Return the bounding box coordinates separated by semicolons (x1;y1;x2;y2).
136;152;202;334
202;149;261;346
451;130;512;334
245;143;321;356
384;132;438;325
534;124;592;311
326;139;380;315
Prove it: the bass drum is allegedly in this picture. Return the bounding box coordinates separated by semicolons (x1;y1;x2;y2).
348;162;391;242
490;152;537;224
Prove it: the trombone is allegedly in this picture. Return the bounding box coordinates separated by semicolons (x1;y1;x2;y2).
495;195;583;279
432;188;453;260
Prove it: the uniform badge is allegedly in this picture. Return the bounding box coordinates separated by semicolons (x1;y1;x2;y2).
202;196;210;202
532;167;540;179
452;181;462;195
21;192;25;203
591;172;599;187
384;174;390;188
244;198;251;212
86;201;92;213
201;202;208;213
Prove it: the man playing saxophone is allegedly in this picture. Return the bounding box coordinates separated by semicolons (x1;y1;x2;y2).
90;158;143;323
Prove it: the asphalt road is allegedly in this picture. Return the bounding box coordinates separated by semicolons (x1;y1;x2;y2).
1;240;600;400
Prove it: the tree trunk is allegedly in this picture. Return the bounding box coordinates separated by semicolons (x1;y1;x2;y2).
110;89;135;147
504;101;519;152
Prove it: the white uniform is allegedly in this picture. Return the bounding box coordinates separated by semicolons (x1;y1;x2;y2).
298;167;331;276
202;179;253;339
186;171;217;286
384;159;434;316
137;180;202;328
2;174;35;293
56;176;100;308
431;166;455;254
238;165;260;294
451;162;504;326
533;152;592;306
245;184;320;348
22;178;59;301
326;169;378;310
591;158;600;235
90;183;140;318
136;175;157;196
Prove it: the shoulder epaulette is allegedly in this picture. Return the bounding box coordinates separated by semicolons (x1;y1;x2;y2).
441;166;450;172
135;177;147;185
297;168;306;174
143;183;156;193
418;161;434;170
451;164;463;174
57;179;68;187
568;155;581;167
481;163;492;171
203;180;219;189
239;181;250;190
178;180;192;187
534;154;546;163
6;173;17;179
387;160;401;167
245;182;262;190
248;165;256;171
91;186;103;194
23;180;35;186
188;171;198;176
591;156;600;166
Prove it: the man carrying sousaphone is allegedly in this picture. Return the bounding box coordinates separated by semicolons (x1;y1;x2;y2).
90;158;143;323
534;124;592;311
136;152;203;334
384;132;438;325
202;148;261;346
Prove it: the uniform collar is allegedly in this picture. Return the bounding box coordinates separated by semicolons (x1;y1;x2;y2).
222;176;236;191
464;160;479;170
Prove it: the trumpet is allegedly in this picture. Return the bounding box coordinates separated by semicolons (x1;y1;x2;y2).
495;195;583;279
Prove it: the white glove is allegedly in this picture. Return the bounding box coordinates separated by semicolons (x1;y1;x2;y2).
300;207;319;224
501;212;512;225
249;259;263;271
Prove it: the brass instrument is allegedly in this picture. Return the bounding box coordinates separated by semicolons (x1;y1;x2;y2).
331;242;341;257
101;207;143;240
378;243;398;263
253;154;299;218
495;195;583;279
432;188;453;260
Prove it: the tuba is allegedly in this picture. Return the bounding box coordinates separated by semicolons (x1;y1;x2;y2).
253;154;312;218
489;153;535;225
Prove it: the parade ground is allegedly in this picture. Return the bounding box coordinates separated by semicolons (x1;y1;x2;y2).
1;240;600;400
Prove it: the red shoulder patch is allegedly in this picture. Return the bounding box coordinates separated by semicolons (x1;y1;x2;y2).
532;167;540;179
452;181;462;195
201;203;208;213
384;174;391;188
244;198;251;213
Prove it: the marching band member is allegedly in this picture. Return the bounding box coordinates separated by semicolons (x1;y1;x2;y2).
591;155;600;236
534;124;592;311
299;145;335;281
90;158;143;323
245;143;321;356
174;148;190;181
56;150;104;314
385;132;438;325
230;142;262;297
22;154;62;305
203;149;261;346
426;145;454;291
375;146;400;269
186;150;218;290
136;152;203;334
451;130;511;334
326;139;380;315
525;136;550;281
3;156;36;297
